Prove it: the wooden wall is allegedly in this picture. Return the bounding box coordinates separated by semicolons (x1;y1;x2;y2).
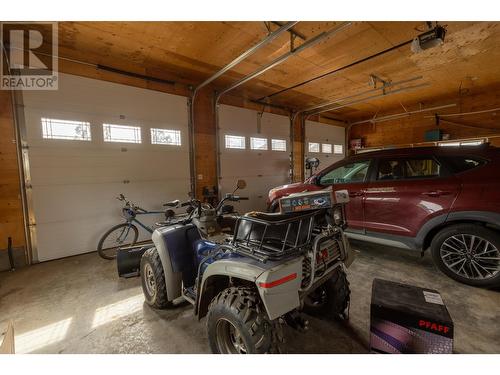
193;86;217;198
0;90;25;251
350;88;500;148
292;115;304;182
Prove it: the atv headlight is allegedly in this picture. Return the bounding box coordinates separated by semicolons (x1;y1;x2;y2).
333;206;343;225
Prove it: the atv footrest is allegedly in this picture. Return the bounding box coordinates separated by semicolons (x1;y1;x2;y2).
182;286;197;305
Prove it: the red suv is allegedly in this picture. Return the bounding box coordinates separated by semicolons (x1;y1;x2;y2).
268;145;500;287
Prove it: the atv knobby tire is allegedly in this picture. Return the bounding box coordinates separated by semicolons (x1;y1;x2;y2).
140;247;173;309
303;266;350;319
207;286;284;354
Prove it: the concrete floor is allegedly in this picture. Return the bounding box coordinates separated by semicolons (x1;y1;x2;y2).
0;241;499;354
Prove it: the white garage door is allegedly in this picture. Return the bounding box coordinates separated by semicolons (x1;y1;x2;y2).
305;120;345;178
219;105;290;213
23;73;190;261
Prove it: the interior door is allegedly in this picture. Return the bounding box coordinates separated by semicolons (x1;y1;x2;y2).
219;105;290;212
363;156;460;237
23;73;191;261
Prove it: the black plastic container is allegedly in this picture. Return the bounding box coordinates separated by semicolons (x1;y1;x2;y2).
116;243;153;278
370;278;454;354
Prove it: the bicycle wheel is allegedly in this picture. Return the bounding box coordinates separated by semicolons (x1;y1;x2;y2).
97;223;139;260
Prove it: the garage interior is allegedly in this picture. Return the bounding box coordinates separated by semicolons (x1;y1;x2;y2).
1;21;500;354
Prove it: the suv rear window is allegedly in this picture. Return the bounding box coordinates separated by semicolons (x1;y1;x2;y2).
440;156;487;173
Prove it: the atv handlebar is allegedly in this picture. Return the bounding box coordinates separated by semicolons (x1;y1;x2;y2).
231;196;249;201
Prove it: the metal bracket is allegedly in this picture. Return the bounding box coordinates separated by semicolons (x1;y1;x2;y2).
290;33;297;52
264;21;272;35
271;21;306;41
256;111;263;133
435;114;440;127
370;74;392;94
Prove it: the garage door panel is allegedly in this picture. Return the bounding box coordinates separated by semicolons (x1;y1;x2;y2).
24;74;188;124
31;179;190;222
221;175;286;213
24;73;190;261
29;151;190;185
220;152;289;177
305;120;345;172
36;214;163;262
219;106;290;136
219;105;290;212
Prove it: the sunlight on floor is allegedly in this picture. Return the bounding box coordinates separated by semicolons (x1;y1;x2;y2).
15;318;73;353
91;294;144;329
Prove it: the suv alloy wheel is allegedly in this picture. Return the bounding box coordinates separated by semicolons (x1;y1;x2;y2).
431;224;500;287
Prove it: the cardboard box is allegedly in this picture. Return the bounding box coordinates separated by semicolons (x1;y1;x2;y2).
370;278;453;354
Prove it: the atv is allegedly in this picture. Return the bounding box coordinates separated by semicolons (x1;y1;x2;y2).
129;184;354;353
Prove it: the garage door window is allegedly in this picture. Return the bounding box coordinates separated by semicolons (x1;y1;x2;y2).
334;144;343;154
103;124;142;143
271;139;287;151
150;128;181;146
322;143;332;153
250;137;268;150
41;118;91;141
308;142;320;153
225;135;245;149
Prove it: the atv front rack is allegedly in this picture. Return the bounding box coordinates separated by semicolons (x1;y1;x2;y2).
231;210;321;262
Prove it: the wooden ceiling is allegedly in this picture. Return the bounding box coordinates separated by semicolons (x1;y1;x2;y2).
51;21;500;122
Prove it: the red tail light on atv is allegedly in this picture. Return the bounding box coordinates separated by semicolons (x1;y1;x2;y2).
316;249;329;263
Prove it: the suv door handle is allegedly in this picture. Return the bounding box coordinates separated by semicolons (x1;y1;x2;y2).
349;191;364;197
422;190;452;197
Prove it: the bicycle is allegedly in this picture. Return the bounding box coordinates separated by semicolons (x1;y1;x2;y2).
97;194;181;260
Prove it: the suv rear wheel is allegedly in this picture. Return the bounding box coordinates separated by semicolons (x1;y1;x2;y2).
431;224;500;287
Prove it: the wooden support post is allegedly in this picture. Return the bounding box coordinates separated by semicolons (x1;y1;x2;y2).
192;86;217;200
291;114;305;182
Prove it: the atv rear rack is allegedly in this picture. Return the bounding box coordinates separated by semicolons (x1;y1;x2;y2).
231;211;321;262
